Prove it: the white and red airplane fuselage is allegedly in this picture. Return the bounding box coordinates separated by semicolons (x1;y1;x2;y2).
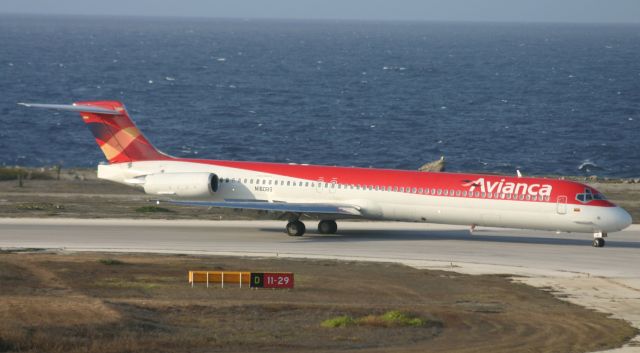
21;101;633;247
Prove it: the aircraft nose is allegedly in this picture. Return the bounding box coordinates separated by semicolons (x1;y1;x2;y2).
612;207;633;231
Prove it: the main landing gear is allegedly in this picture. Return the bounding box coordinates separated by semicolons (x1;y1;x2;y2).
286;220;306;237
285;220;338;236
592;232;607;248
317;220;338;234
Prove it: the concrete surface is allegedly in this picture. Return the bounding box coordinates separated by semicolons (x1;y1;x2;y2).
1;218;639;352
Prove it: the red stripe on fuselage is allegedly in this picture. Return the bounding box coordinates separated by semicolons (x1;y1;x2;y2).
174;158;615;207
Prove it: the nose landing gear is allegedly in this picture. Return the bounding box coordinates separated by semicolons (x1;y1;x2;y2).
592;232;607;248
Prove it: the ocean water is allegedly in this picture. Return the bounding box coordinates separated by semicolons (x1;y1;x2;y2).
1;15;639;177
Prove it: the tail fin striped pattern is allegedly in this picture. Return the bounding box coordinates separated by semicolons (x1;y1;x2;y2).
75;101;171;164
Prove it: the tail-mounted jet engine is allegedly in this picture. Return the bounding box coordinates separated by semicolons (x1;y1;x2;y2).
142;172;218;198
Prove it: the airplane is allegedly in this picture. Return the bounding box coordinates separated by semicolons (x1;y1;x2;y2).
19;101;632;247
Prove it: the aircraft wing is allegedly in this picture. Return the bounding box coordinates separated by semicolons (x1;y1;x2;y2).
166;200;363;217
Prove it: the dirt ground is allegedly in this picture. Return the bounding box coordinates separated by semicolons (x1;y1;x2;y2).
0;251;636;353
0;167;638;222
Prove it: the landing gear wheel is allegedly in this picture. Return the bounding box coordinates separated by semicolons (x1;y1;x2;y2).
592;238;605;248
286;220;306;237
318;220;338;234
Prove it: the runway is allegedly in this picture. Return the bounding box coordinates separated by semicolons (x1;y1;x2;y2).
1;218;640;352
1;218;638;274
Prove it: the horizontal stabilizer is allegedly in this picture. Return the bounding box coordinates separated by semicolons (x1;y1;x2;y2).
18;103;121;115
167;200;362;216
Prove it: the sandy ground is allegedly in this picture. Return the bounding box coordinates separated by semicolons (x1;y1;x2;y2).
0;251;635;353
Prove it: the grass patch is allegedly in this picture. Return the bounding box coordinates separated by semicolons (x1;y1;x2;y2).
320;315;357;328
0;167;28;181
0;167;53;181
94;277;159;290
380;310;429;327
321;310;435;328
16;203;64;211
135;206;173;213
98;258;125;266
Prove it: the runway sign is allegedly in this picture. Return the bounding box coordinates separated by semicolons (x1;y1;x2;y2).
250;272;294;289
189;271;250;288
189;271;293;289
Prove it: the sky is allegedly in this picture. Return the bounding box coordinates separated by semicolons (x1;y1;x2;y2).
1;0;639;23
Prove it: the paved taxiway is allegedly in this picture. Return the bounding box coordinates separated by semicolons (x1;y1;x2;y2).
1;218;639;352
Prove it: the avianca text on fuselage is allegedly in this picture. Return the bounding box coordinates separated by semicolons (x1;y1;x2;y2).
462;178;552;197
19;100;633;248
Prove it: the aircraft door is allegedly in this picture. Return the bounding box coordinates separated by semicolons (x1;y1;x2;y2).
316;178;324;193
556;195;567;215
329;179;337;194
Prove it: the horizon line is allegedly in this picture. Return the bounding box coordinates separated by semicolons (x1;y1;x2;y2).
1;11;639;26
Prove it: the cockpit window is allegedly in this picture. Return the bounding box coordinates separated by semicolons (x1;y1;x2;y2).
576;188;606;204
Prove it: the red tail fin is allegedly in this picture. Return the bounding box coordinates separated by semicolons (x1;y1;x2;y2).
74;101;171;163
19;101;172;164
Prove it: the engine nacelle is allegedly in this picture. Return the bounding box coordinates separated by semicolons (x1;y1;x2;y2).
143;173;218;198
